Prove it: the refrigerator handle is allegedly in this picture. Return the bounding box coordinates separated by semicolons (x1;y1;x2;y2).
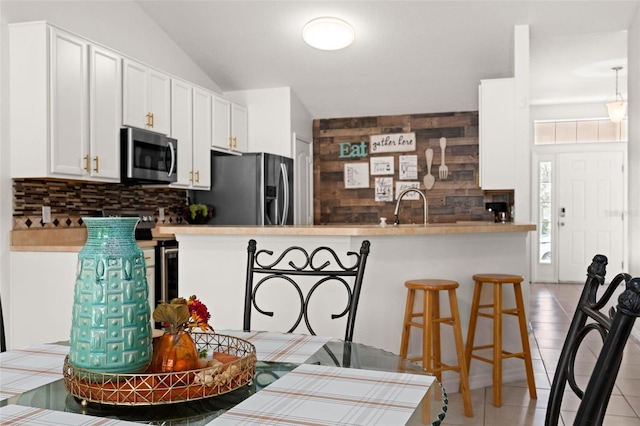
280;162;290;225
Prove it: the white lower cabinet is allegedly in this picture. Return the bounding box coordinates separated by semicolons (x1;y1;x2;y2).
143;248;157;317
9;252;78;349
10;22;121;182
9;249;157;350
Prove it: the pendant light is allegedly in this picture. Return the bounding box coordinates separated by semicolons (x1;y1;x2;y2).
303;17;355;51
606;66;627;123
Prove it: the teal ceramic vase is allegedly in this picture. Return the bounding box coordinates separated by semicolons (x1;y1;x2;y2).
69;217;152;373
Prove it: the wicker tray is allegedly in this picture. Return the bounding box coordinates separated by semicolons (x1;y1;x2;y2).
64;332;256;406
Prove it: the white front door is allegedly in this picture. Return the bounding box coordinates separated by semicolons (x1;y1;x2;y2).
294;134;313;225
557;151;624;281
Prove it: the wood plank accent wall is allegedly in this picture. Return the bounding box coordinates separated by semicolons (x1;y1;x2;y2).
313;111;513;225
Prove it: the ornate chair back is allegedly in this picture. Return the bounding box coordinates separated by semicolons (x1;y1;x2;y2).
243;239;371;342
545;254;640;426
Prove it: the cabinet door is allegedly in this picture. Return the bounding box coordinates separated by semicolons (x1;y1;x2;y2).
10;252;78;348
192;88;212;189
148;69;171;135
143;248;157;318
122;59;149;130
89;45;121;181
479;78;516;190
231;103;248;153
212;95;231;150
170;79;194;188
50;28;89;176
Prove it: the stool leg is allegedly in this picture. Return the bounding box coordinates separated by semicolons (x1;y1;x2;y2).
400;289;415;358
493;283;503;407
432;292;442;382
465;281;482;376
423;290;433;375
514;282;538;400
449;289;473;417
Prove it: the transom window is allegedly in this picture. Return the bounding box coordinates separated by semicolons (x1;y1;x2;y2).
534;118;627;145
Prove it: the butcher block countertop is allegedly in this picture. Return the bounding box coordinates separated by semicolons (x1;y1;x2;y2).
158;222;536;237
10;228;167;252
11;222;536;251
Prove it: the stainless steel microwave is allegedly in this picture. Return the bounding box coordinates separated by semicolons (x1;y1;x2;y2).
121;127;177;184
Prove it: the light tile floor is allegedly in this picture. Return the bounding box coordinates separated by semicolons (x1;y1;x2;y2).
441;282;640;426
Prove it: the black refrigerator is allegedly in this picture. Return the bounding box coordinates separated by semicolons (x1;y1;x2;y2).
191;152;294;225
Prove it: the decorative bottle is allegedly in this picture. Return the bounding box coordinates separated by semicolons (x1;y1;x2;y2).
69;217;152;373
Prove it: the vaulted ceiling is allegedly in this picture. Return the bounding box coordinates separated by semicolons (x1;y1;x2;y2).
137;1;638;119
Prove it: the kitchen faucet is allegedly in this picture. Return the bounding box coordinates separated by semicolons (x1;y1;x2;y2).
394;188;428;226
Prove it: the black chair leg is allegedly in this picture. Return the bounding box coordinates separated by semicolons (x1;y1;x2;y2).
0;295;6;352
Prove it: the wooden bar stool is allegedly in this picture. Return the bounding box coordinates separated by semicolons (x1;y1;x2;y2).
465;273;537;407
400;279;473;417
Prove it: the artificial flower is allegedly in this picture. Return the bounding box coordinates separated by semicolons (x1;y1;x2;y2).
153;295;212;334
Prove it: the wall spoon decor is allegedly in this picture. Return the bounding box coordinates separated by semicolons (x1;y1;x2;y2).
424;149;435;190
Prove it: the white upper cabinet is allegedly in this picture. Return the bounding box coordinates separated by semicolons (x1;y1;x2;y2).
212;95;231;151
478;78;516;190
192;87;212;189
212;95;248;153
123;59;171;135
89;45;121;180
170;79;211;190
231;102;248;152
171;79;194;188
49;28;89;177
10;22;120;182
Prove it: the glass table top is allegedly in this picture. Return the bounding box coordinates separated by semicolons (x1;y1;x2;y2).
7;340;447;425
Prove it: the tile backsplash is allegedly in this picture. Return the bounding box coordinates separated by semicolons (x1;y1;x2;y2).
13;179;187;229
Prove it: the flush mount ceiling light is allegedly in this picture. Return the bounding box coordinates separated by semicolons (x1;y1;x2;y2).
606;66;627;123
302;17;355;50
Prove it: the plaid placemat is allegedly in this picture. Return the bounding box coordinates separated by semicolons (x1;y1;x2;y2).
208;363;435;425
0;405;139;425
0;344;68;401
221;331;331;363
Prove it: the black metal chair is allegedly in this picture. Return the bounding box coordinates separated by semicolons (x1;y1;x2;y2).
243;239;371;343
545;254;640;426
0;295;6;352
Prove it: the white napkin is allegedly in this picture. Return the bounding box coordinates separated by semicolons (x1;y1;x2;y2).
0;344;68;401
0;405;139;425
209;363;435;425
221;331;331;364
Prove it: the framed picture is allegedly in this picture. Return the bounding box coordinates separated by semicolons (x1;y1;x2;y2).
370;133;416;153
399;155;418;180
370;156;394;175
395;181;420;200
375;177;393;202
344;163;369;188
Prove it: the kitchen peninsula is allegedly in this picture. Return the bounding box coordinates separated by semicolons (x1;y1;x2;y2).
160;221;535;390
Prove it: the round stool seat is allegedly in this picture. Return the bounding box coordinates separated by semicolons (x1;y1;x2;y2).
472;273;523;284
405;279;459;291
